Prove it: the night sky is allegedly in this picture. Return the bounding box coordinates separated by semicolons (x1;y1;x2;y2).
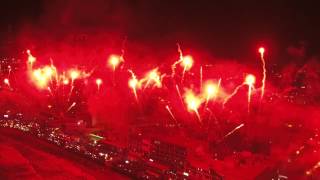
0;0;319;58
1;2;320;179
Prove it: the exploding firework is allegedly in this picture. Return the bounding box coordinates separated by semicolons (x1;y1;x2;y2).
22;42;273;127
181;55;194;72
244;74;256;113
69;69;80;82
184;90;202;123
128;70;139;102
141;68;162;89
180;55;194;83
31;66;55;89
108;54;123;71
25;51;57;90
203;80;219;106
43;66;54;80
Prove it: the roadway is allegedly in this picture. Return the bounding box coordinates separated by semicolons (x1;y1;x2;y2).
0;127;128;179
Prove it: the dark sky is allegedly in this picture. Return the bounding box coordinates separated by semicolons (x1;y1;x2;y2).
0;0;319;58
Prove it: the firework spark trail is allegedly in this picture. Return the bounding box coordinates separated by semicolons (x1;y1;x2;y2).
222;75;255;113
84;68;95;78
259;47;266;100
171;60;182;78
222;84;244;108
8;65;11;78
223;123;244;139
120;37;127;70
177;43;183;62
175;84;184;107
68;84;75;102
67;102;76;112
47;87;53;96
128;70;139;102
26;49;36;69
306;161;320;176
200;66;203;89
247;85;253;113
50;59;59;85
171;43;184;78
216;78;221;100
165;105;177;123
194;109;201;124
205;95;210;108
171;43;193;83
205;108;214;121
